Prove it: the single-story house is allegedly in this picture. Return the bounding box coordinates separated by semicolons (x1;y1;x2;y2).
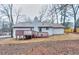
13;17;64;39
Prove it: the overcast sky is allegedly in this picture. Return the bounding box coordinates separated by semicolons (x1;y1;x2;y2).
2;4;74;24
14;4;47;19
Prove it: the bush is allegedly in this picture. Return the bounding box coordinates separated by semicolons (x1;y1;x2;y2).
64;28;73;33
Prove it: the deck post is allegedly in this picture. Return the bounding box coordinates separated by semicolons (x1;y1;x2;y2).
16;35;17;40
23;35;24;40
31;35;32;39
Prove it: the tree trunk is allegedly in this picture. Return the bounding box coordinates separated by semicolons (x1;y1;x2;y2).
10;4;13;38
63;15;66;26
10;20;13;38
60;11;63;23
73;14;77;32
11;27;13;37
63;7;67;26
52;15;54;24
74;23;76;32
56;13;58;24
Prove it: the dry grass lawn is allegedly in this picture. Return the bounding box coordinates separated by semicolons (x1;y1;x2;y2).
0;33;79;44
0;33;79;54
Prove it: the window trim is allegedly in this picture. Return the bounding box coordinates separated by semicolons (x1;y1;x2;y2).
39;28;42;32
46;27;49;30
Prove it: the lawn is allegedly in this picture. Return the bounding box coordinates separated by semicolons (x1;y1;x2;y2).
0;33;79;55
0;33;79;44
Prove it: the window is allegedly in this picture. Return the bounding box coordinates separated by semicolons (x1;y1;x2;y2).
31;28;32;30
46;27;49;30
39;28;42;32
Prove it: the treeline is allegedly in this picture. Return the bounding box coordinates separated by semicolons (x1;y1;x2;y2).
39;4;79;32
0;4;79;37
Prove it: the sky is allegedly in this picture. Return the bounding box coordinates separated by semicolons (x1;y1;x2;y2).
1;4;74;26
0;4;46;23
14;4;46;19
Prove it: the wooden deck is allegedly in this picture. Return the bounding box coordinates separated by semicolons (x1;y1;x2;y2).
16;30;48;39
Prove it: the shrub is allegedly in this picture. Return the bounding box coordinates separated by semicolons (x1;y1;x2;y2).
64;28;73;33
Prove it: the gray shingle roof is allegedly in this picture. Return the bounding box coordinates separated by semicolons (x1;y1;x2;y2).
38;23;64;28
51;24;64;28
13;22;64;28
13;22;33;28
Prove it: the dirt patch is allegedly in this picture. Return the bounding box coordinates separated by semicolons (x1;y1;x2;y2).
0;33;79;54
0;40;79;55
24;40;79;55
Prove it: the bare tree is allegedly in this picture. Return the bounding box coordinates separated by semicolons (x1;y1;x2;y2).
59;4;79;32
53;5;59;24
71;4;79;32
62;4;68;25
39;5;48;22
0;4;25;37
47;5;55;24
0;4;13;37
58;4;69;25
47;4;63;24
15;8;23;24
2;19;4;32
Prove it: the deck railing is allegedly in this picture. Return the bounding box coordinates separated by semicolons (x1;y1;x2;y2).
16;30;48;39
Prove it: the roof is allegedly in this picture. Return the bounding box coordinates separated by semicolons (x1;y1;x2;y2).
51;24;64;28
38;23;64;28
13;22;33;28
13;22;64;28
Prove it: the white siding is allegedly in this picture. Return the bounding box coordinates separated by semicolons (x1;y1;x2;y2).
53;28;64;35
13;28;32;38
13;27;64;38
41;28;53;35
33;27;39;32
41;28;64;35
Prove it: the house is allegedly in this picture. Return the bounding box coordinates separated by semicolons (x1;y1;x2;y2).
13;17;64;39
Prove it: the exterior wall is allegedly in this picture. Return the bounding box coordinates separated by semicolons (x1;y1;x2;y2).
13;28;32;38
24;30;32;35
37;32;48;38
13;27;64;38
41;28;53;35
53;28;64;35
33;27;39;32
41;28;64;35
